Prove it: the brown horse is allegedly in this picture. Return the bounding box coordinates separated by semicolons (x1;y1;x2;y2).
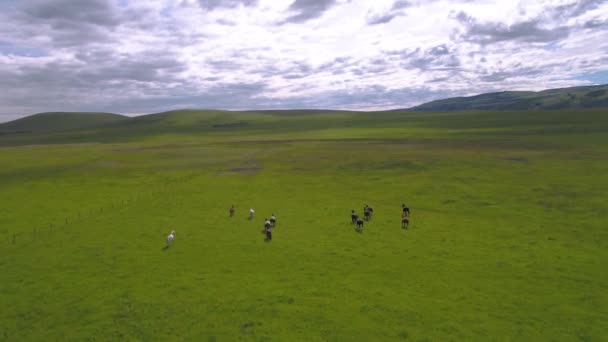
401;215;410;229
229;205;235;217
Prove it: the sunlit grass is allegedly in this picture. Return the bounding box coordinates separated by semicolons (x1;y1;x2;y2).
1;109;607;340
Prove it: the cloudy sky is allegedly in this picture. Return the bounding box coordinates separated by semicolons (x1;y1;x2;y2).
0;0;607;121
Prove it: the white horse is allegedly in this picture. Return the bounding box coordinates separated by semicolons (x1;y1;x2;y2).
248;208;255;220
166;230;175;246
270;214;276;227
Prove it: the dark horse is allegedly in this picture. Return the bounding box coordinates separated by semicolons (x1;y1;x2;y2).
364;205;374;221
364;208;372;221
351;210;358;224
356;217;364;231
402;203;410;217
401;215;410;229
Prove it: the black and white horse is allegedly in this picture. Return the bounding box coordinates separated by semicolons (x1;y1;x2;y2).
264;219;272;241
363;205;374;221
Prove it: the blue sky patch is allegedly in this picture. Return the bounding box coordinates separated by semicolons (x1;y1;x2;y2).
575;70;608;85
0;42;48;57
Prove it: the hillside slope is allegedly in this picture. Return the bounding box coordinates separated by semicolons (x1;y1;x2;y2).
0;112;126;134
404;84;608;111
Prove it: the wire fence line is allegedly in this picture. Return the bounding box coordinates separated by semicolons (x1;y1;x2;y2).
3;172;199;247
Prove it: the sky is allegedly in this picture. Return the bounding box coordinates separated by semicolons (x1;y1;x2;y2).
0;0;607;121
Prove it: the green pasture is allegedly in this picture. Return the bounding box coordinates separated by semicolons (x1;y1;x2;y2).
1;109;607;341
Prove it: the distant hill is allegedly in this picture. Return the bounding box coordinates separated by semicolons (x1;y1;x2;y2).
0;112;126;134
402;84;608;112
245;109;358;116
3;84;607;137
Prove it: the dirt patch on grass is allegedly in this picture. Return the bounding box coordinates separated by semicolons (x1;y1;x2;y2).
212;121;248;129
503;157;529;162
226;167;261;174
220;157;262;175
112;144;187;152
99;161;124;167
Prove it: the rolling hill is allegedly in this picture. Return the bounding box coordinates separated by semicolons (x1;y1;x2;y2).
0;112;126;134
1;84;607;138
403;84;608;111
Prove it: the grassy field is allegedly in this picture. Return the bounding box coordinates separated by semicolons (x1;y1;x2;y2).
1;109;607;341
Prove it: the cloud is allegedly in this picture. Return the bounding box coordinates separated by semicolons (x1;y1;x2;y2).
453;11;570;44
367;12;401;25
584;19;607;29
240;85;457;111
0;0;607;120
12;0;122;47
216;18;237;26
366;0;411;25
386;45;460;71
392;0;411;11
550;0;604;20
196;0;258;10
22;0;120;27
104;81;269;113
281;0;338;24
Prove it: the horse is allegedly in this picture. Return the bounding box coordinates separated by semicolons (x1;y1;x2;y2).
270;214;276;227
364;209;371;221
248;208;255;220
166;230;175;246
351;210;358;224
364;204;374;220
229;205;235;217
264;220;272;241
401;215;410;229
356;217;364;231
402;204;410;217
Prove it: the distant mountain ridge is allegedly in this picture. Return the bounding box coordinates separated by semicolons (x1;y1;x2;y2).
401;84;608;112
1;84;607;135
0;112;126;134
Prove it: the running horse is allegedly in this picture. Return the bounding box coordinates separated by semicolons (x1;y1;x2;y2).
363;205;373;221
351;210;358;224
401;215;410;229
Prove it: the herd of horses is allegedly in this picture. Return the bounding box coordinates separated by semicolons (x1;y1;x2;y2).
166;204;411;247
228;203;411;237
350;204;410;232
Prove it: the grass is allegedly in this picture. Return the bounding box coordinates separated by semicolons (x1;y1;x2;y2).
1;109;607;340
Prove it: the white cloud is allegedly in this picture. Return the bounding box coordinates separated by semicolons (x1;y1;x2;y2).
0;0;607;120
